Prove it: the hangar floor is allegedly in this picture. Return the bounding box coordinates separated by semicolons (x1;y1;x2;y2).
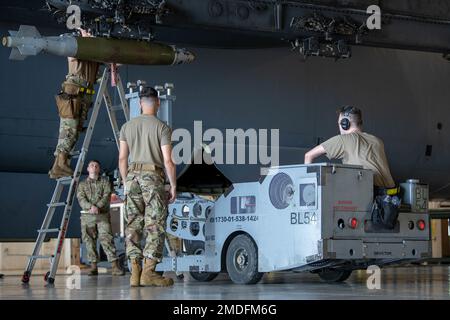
0;265;449;300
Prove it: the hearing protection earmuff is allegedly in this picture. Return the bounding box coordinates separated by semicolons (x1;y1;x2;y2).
339;106;355;131
340;117;351;131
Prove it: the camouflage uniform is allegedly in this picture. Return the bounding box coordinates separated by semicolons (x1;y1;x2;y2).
54;59;100;156
125;168;168;262
77;176;118;263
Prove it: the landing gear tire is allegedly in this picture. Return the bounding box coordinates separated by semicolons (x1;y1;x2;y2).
317;269;352;283
226;234;263;284
187;242;219;282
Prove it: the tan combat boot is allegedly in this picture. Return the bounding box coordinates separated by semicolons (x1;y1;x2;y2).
140;258;174;287
88;262;98;276
130;258;142;287
111;260;125;276
48;154;72;179
57;152;73;176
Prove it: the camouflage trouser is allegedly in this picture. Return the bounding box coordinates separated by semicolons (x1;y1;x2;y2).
55;117;79;155
54;93;93;156
81;213;118;263
125;170;168;262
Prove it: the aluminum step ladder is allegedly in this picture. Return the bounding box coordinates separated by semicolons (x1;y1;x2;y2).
21;65;129;285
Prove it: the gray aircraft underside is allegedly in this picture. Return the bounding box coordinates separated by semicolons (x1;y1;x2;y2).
1;33;449;196
0;1;450;239
2;1;450;53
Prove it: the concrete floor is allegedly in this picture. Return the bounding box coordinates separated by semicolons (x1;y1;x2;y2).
0;265;449;300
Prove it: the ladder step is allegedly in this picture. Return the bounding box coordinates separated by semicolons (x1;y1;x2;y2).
111;105;123;111
24;68;120;279
47;202;66;208
70;150;81;157
70;149;87;159
57;177;73;185
31;255;54;260
37;228;60;233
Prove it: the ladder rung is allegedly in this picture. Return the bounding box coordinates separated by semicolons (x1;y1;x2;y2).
47;202;66;208
25;68;117;279
37;228;60;233
31;255;54;260
69;150;82;159
111;105;123;111
57;177;73;185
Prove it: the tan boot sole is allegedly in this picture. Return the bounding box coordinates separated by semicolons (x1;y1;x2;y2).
140;278;174;287
48;172;59;180
49;168;72;179
48;171;66;180
60;168;74;175
141;283;174;287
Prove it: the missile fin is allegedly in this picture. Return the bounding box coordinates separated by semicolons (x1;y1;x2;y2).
9;48;26;61
17;25;41;38
17;44;40;56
